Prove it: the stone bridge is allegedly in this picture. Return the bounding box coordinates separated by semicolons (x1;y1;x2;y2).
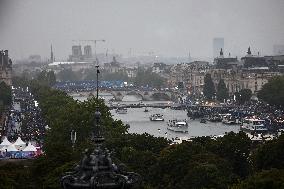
70;89;180;101
109;90;174;101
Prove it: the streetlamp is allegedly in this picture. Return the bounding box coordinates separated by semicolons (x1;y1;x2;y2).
70;130;76;151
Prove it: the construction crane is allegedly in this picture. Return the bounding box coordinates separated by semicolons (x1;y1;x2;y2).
72;39;106;64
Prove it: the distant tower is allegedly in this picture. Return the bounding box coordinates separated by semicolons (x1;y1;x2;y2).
247;47;252;55
72;45;82;57
219;48;224;58
220;48;223;56
213;38;224;58
50;45;54;63
188;50;192;62
84;45;92;58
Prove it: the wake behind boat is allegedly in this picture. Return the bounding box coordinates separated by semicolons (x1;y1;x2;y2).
167;119;188;133
115;107;127;114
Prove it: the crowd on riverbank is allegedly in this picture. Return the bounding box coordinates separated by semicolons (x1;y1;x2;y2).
187;101;284;131
0;87;45;159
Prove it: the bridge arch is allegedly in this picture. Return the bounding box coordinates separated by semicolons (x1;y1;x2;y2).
124;91;144;100
151;92;171;101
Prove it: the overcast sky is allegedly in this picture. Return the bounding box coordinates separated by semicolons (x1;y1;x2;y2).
0;0;284;61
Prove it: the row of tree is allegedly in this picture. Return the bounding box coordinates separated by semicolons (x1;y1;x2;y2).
258;75;284;109
0;82;12;114
203;73;252;104
203;73;229;102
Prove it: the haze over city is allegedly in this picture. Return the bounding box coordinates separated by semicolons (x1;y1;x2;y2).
0;0;284;61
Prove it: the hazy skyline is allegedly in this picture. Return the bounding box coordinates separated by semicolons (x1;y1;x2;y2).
0;0;284;61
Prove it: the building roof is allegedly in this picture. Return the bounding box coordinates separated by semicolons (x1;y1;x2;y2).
48;61;92;66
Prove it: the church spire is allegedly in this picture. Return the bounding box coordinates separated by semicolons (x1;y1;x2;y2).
247;46;251;55
50;44;54;63
219;48;224;57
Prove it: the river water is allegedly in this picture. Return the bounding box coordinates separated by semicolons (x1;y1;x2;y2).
73;94;240;139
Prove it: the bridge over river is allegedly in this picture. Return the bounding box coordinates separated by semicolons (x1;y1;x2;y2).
69;89;179;101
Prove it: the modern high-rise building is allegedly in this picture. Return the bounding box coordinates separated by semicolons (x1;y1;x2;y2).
213;38;224;58
273;45;284;55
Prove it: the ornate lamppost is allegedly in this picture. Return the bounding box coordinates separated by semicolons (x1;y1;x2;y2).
61;66;141;189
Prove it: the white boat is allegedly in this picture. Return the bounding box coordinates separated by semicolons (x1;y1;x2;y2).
240;118;268;133
115;107;127;114
149;114;164;121
167;119;188;133
221;114;238;124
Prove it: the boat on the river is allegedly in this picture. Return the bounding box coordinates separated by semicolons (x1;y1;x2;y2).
240;118;268;133
149;114;164;121
144;107;149;112
200;118;207;123
208;114;222;122
167;119;188;133
115;107;127;114
221;114;238;124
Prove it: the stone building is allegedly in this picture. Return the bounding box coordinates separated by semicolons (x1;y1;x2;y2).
0;50;12;86
152;62;167;74
241;47;268;69
214;48;241;69
168;63;187;87
183;61;210;95
103;57;120;73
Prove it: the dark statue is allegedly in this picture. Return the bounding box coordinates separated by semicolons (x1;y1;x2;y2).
61;66;141;189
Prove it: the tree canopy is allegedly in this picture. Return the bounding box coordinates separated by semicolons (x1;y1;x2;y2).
134;67;166;88
36;70;56;86
216;79;229;102
203;73;216;100
258;76;284;108
0;81;12;107
235;89;252;105
57;69;79;81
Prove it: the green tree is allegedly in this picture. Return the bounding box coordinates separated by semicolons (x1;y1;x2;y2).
258;76;284;108
101;71;129;81
203;73;216;100
36;70;57;86
252;134;284;171
47;71;56;86
134;67;165;88
57;69;79;81
214;132;251;178
235;89;252;104
231;169;284;189
217;79;229;102
178;153;234;189
84;68;98;80
0;81;12;106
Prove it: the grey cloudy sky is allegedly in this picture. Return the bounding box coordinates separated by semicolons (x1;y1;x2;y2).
0;0;284;61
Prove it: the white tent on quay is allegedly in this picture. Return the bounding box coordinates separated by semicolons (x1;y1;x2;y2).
0;146;7;151
7;144;19;152
23;142;37;152
13;137;26;147
0;137;12;147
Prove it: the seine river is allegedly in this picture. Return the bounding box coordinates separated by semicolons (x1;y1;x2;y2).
73;94;240;139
